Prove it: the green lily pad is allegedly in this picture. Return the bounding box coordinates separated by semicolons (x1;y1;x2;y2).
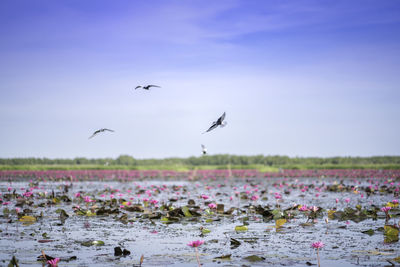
182;206;192;217
81;240;105;247
361;229;374;236
235;225;248;231
202;228;211;234
244;255;265;262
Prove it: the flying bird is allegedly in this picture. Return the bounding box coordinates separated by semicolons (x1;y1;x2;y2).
88;128;115;139
135;85;161;90
203;112;227;133
201;144;207;155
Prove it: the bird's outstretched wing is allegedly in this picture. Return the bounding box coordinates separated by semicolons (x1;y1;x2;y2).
89;128;114;139
148;85;161;88
88;130;100;139
217;112;226;124
135;86;142;90
203;121;218;133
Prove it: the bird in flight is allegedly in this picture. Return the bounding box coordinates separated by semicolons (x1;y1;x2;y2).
135;85;161;90
88;128;115;139
203;112;227;133
201;144;207;155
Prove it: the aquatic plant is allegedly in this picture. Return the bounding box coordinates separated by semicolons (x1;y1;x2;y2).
47;257;60;267
187;240;204;267
381;206;392;223
311;241;324;267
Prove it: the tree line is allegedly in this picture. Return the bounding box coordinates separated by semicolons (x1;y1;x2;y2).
1;155;400;167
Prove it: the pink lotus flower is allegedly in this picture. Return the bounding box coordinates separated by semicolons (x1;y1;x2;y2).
47;257;60;267
208;203;217;209
393;199;399;204
311;241;324;249
251;195;259;201
187;240;204;247
345;198;350;204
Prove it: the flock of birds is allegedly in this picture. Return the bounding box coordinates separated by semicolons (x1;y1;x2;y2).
88;84;228;155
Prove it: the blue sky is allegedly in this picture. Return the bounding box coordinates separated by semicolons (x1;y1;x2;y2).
0;0;399;159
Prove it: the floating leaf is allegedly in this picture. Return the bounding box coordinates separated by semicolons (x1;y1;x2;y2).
19;215;36;225
244;255;265;262
327;210;336;219
275;218;287;228
230;238;241;249
384;225;399;243
384;225;399;237
387;202;399;208
202;228;211;234
81;240;105;247
361;229;374;236
8;255;18;267
235;225;248;232
214;254;231;260
181;206;192;217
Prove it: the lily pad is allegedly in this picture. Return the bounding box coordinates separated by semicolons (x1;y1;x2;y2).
81;240;105;247
19;215;36;225
275;218;287;228
235;225;248;232
361;229;374;236
244;255;265;262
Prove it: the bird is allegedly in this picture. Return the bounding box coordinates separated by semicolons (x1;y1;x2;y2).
201;144;207;155
88;128;115;139
203;112;227;133
134;85;161;90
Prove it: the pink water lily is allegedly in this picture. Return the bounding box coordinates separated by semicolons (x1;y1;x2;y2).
311;241;324;267
47;257;60;267
187;240;204;247
188;240;204;267
311;241;324;249
208;203;217;209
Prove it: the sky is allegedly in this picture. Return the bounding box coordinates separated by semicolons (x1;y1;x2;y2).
0;0;400;159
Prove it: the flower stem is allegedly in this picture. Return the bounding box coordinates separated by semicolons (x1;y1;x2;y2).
195;247;201;267
317;248;320;267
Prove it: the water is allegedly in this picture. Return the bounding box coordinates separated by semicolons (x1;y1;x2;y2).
0;176;399;266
